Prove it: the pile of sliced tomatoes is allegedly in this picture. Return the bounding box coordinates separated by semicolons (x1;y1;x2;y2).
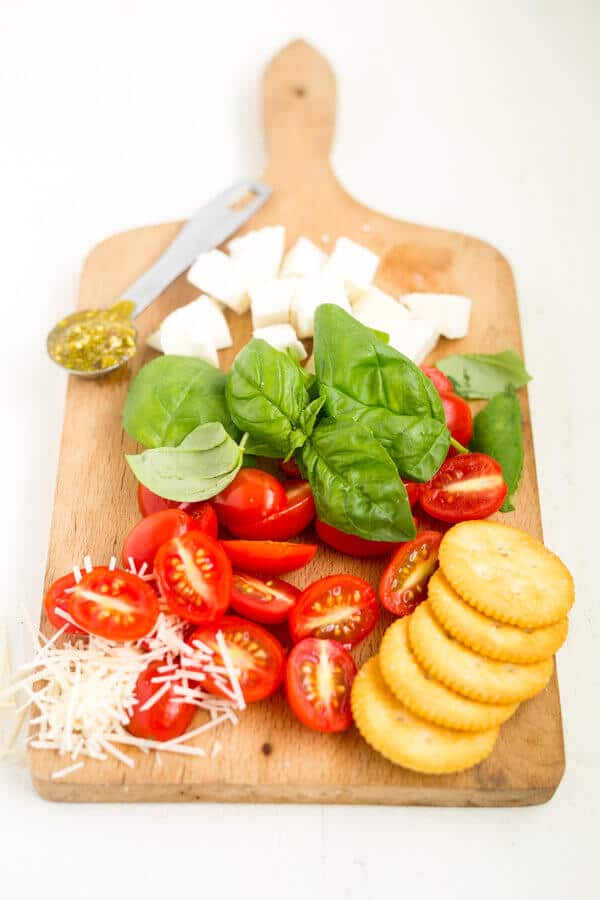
44;370;510;743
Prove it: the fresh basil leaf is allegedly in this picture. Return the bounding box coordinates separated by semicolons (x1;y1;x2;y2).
437;350;532;400
302;418;416;542
369;327;390;344
314;305;449;481
123;355;239;448
470;388;524;511
226;339;313;459
126;422;244;502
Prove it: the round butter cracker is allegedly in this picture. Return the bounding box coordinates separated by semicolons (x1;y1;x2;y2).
351;656;499;775
429;569;568;664
408;602;554;704
439;521;574;628
379;617;518;731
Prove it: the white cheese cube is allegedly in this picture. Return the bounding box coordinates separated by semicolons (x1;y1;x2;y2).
249;279;296;330
253;324;307;362
151;295;232;353
324;237;379;285
291;273;351;338
227;226;285;285
187;250;249;314
353;289;411;328
147;329;163;352
160;323;219;366
388;319;439;364
400;292;472;339
280;237;327;278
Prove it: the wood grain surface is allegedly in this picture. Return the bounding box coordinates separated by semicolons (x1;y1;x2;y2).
29;40;565;805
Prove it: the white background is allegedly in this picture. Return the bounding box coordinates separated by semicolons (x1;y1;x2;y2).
0;1;598;897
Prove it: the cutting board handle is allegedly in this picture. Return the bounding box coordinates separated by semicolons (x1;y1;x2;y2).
263;40;336;178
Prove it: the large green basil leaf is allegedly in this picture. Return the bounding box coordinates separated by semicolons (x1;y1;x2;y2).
302;418;415;542
437;350;532;399
123;355;239;448
471;388;524;512
313;305;449;481
126;422;244;502
226;339;313;459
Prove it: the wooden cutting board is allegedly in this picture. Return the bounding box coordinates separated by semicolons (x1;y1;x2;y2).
30;40;565;805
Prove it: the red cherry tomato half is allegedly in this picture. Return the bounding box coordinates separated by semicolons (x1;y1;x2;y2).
403;481;422;509
420;365;454;395
137;484;218;537
188;616;285;703
379;531;442;617
420;452;507;523
221;540;318;575
226;481;315;540
440;392;473;446
122;509;198;572
154;531;231;625
213;469;286;528
289;575;379;647
315;519;397;558
126;660;195;742
230;573;301;625
286;638;356;733
68;566;160;641
43;572;86;634
279;457;302;478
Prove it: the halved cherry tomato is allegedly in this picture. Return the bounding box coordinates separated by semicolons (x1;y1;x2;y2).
286;638;356;732
188;616;285;703
403;481;422;509
379;531;442;617
137;484;218;537
279;458;301;478
315;519;397;558
420;365;454;395
420;452;507;522
126;660;195;742
289;575;379;647
221;540;318;575
230;573;300;625
213;469;286;528
440;392;473;446
43;572;86;634
226;481;315;540
154;531;231;625
68;566;160;640
122;509;198;571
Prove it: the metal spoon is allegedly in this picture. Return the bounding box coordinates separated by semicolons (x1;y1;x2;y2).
46;179;272;378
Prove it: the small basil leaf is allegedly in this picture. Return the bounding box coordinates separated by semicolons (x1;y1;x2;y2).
126;422;244;502
437;350;532;400
470;388;524;511
123;355;240;448
302;418;415;542
226;339;311;459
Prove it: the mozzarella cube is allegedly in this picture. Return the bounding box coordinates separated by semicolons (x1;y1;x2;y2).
160;323;219;366
253;324;307;362
249;279;296;330
353;289;411;328
324;237;379;285
227;226;285;285
290;273;351;338
187;250;248;314
400;292;472;339
150;295;232;354
280;237;327;278
147;329;163;352
388;319;439;364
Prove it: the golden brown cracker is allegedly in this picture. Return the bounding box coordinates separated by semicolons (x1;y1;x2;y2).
408;602;554;704
439;521;574;628
351;656;499;774
429;570;568;663
379;618;518;731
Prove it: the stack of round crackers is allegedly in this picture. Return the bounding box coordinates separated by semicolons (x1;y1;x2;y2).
352;521;574;775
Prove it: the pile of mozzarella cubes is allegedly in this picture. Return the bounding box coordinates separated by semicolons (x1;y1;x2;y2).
148;226;472;367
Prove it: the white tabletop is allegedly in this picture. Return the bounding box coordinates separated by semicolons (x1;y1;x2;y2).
1;2;597;897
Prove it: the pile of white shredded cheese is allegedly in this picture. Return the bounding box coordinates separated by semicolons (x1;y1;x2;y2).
0;576;245;779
